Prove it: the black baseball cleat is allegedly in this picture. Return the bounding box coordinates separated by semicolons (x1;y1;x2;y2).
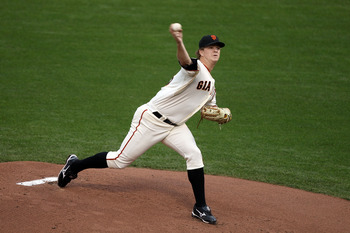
191;204;217;224
57;154;79;188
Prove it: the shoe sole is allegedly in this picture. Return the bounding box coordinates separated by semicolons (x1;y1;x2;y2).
57;170;73;188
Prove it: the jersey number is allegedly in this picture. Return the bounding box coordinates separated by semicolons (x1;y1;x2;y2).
197;81;211;92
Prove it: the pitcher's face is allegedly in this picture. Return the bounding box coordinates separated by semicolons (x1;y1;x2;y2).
200;45;221;63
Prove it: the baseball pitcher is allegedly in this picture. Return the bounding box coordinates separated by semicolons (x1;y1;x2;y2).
58;23;232;224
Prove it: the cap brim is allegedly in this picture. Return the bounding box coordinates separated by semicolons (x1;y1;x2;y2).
203;41;225;48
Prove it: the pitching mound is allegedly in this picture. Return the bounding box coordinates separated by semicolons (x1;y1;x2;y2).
1;161;349;232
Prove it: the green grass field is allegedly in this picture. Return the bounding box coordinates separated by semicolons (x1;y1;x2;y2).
1;0;349;200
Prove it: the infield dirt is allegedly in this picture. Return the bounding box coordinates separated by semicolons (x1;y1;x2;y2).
1;161;349;232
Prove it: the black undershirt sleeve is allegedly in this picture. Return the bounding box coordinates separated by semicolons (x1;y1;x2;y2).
180;58;198;71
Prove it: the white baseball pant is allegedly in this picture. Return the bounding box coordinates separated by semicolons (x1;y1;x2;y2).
106;104;204;170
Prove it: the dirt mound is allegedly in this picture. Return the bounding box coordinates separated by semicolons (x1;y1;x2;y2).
1;161;349;232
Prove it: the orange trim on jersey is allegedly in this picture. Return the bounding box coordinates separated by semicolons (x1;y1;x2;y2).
107;109;148;161
203;63;211;73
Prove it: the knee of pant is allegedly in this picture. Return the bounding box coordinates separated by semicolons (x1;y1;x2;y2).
107;159;128;169
185;147;204;170
106;151;130;169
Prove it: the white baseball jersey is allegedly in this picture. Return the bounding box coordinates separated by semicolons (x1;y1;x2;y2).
107;58;217;170
147;59;217;125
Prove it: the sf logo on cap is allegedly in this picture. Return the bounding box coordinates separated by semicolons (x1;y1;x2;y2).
211;35;217;40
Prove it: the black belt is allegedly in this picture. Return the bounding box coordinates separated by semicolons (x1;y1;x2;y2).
152;111;177;126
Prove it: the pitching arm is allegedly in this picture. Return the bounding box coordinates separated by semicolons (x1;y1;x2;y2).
169;24;192;67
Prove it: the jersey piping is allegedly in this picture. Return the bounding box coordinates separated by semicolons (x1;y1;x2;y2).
106;109;148;161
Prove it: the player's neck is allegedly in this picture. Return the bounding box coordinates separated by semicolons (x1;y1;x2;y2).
200;58;216;72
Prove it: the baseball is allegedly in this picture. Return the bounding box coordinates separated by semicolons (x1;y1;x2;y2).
170;23;182;31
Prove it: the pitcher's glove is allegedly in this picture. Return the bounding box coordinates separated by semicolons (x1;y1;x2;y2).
200;106;232;125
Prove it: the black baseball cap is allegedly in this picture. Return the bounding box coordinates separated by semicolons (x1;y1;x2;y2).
199;35;225;48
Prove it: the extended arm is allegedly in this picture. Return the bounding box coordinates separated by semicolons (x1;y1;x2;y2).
169;24;193;67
